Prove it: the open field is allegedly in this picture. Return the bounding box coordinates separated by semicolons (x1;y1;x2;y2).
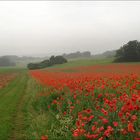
48;58;140;69
1;1;140;139
0;60;140;140
49;58;114;69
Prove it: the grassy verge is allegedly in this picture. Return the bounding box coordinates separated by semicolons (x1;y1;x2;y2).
22;79;50;140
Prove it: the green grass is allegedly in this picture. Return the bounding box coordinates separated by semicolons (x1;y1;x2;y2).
0;67;51;140
22;79;49;140
47;58;114;69
0;67;26;74
0;71;28;140
0;66;51;140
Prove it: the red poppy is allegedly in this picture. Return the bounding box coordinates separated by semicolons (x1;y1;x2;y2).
41;136;48;140
128;122;135;132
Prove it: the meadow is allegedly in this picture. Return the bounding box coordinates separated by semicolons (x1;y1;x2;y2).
0;59;140;140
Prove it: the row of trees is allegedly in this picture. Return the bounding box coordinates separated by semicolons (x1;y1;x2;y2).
27;55;67;70
1;40;139;68
63;51;91;59
115;40;140;62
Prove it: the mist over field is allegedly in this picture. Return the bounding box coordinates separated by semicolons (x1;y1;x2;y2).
0;1;140;57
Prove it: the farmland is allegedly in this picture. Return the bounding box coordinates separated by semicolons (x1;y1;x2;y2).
30;64;140;140
1;1;140;140
0;61;140;140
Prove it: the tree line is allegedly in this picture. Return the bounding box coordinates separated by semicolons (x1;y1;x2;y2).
0;40;139;68
0;56;16;67
27;55;67;70
63;51;91;59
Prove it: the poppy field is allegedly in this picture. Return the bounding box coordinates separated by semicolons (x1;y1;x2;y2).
30;64;140;140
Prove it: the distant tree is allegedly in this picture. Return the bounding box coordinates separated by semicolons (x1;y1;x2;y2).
49;56;55;65
81;51;91;57
0;57;16;67
54;56;67;64
27;63;40;70
40;60;51;67
2;55;19;62
115;40;140;62
63;51;91;59
27;55;67;70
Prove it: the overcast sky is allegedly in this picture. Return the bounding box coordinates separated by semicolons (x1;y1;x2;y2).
0;1;140;57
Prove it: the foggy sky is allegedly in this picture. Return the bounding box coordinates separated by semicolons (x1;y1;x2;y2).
0;1;140;57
